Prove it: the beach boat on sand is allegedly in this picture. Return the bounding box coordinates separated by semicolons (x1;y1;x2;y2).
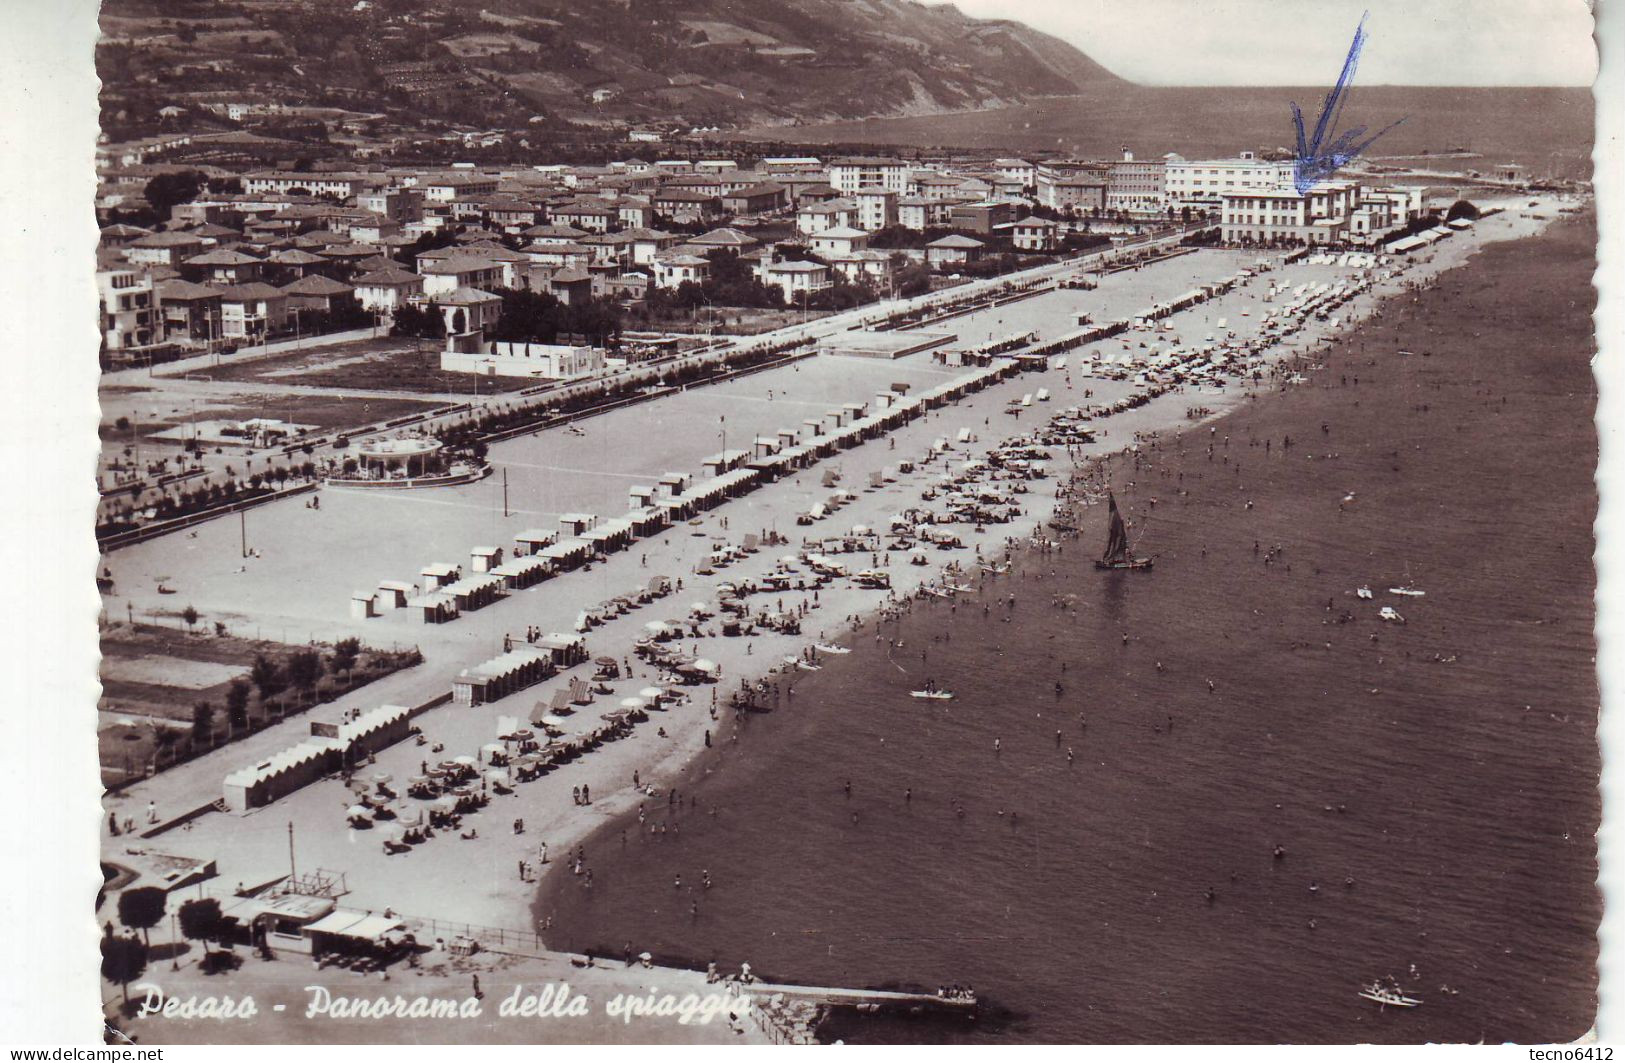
1358;980;1422;1008
1356;586;1374;599
1094;493;1153;571
910;690;955;701
1388;586;1426;597
815;644;850;655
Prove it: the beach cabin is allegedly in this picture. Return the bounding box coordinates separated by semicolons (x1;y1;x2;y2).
541;538;592;572
629;486;656;509
583;518;634;555
752;437;781;460
492;553;552;590
629;506;669;538
421;563;460;591
350;592;377;620
657;473;691;498
452;646;554;707
376;580;415;612
702;449;751;477
412;592;458;624
514;528;556;556
313;703;414;761
223;739;341;811
443;572;505;612
470;546;504;573
559;513;597;538
538;632;588;668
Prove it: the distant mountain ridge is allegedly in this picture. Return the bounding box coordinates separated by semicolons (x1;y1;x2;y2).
98;0;1126;133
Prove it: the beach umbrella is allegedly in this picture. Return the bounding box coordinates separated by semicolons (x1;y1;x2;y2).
396;805;422;826
348;779;371;794
645;620;668;634
409;775;430;786
432;797;457;813
347;805;372;820
595;656;618;667
513;728;534;740
372;772;392;785
483;770;509;787
480;743;505;758
541;714;568;728
381;825;403;843
454;755;477;767
639;687;665;701
620;696;646;710
690;601;709;615
693;658;719;676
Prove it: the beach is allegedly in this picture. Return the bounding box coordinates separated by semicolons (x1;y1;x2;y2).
531;210;1600;1043
100;195;1582;1041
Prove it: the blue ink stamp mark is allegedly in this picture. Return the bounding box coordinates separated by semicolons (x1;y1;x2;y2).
1292;12;1407;193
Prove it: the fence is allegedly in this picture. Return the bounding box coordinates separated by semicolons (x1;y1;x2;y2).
98;481;317;552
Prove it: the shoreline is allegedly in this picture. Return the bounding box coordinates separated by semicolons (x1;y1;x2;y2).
98;193;1573;953
527;209;1598;1043
524;199;1576;945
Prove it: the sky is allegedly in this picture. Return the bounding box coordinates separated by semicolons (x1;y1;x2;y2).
923;0;1598;86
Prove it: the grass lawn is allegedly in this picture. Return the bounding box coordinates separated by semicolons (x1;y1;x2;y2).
97;622;422;788
205;339;536;395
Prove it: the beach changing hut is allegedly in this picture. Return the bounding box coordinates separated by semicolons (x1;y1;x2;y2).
541;538;593;572
470;546;504;573
559;513;597;537
442;572;506;612
421;563;461;591
538;632;588;668
452;646;555;707
376;580;416;611
411;592;458;624
514;528;557;556
492;553;552;590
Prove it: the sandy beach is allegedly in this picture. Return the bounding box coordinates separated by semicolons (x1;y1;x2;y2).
99;193;1576;1026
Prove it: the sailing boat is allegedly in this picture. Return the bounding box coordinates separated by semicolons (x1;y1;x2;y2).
1094;492;1153;571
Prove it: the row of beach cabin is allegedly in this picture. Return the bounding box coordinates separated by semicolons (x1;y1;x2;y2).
350;359;1021;625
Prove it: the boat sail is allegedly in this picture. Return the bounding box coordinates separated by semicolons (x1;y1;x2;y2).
1095;492;1153;571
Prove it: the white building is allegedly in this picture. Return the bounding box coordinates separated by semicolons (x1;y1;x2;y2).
757;259;832;302
97;269;156;350
1164;152;1297;212
828;157;911;195
810;225;870;257
651;253;711;289
442;341;605;379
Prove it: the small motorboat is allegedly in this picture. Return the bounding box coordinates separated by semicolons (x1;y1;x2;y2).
815;644;850;655
910;690;955;701
1359;980;1422;1008
1389;586;1426;597
1356;586;1374;599
1379;606;1405;623
797;661;821;672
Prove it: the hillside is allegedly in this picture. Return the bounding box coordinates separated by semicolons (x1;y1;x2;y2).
97;0;1126;137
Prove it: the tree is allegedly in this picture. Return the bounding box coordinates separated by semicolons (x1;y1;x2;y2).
181;604;199;631
287;649;322;704
330;637;361;681
190;701;214;748
100;932;147;1008
117;886;167;949
177;897;222;956
225;678;250;734
249;654;283;701
142;170;205;222
1446;199;1480;221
